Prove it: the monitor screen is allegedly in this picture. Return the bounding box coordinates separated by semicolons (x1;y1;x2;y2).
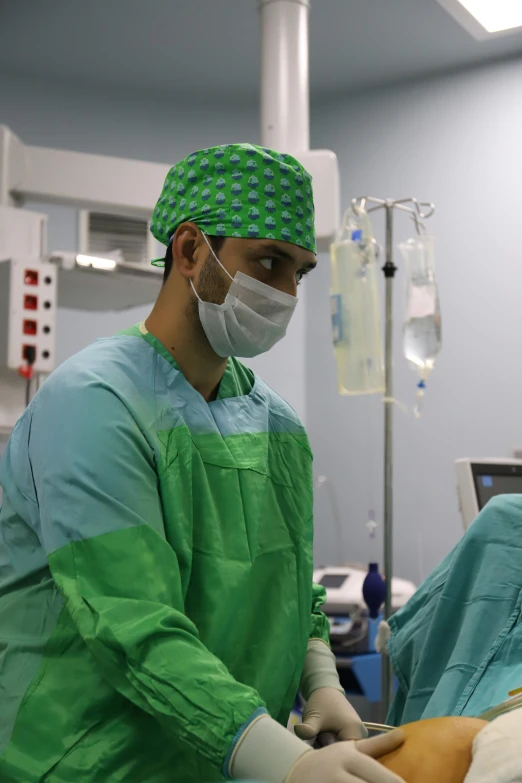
319;574;348;589
473;464;522;510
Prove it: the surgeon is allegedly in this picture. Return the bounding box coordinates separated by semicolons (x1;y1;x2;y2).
0;144;404;782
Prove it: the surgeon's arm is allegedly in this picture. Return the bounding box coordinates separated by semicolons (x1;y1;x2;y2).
295;583;367;741
305;582;340;695
27;382;285;776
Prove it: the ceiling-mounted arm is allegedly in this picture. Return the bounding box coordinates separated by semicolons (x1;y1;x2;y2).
0;124;166;217
258;0;340;246
259;0;310;151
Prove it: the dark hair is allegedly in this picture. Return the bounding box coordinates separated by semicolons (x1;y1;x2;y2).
163;234;226;283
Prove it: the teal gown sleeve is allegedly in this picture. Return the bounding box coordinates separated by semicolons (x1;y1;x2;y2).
27;381;266;772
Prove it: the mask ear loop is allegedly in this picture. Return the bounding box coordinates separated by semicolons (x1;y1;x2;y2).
201;232;234;282
191;232;234;302
190;280;203;302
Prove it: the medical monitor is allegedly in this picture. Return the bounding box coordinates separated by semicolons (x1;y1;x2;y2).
455;458;522;529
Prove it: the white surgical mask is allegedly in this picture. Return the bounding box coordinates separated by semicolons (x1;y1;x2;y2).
191;234;298;358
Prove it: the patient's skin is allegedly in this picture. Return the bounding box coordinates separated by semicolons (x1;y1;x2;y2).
378;717;487;783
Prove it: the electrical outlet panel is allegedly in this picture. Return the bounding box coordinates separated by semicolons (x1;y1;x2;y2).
0;258;57;374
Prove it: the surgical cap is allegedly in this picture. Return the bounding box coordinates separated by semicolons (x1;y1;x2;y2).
150;143;316;266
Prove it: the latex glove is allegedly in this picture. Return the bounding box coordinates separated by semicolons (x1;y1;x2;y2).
375;621;391;656
464;709;522;783
295;687;368;742
286;731;406;783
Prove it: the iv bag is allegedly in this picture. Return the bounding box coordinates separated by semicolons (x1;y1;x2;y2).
401;235;441;414
330;211;384;396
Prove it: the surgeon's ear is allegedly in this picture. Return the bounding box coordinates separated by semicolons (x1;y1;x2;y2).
172;222;206;281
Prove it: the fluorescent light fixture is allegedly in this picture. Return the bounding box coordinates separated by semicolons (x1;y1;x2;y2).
456;0;522;32
76;254;117;271
438;0;522;38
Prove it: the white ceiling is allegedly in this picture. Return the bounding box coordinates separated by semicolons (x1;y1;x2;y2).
1;0;522;100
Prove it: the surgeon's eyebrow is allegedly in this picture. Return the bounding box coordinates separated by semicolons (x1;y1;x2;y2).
248;242;317;270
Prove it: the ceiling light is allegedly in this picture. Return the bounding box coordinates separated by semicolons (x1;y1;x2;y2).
458;0;522;32
76;254;117;271
438;0;522;37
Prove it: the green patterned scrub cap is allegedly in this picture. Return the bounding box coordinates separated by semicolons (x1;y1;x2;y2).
150;143;316;266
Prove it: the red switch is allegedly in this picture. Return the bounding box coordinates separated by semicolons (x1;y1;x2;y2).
19;345;36;379
24;269;39;286
23;320;37;336
24;294;38;310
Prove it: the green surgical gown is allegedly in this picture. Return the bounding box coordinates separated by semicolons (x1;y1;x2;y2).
0;324;329;782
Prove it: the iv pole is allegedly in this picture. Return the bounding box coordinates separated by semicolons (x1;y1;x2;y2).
351;197;435;718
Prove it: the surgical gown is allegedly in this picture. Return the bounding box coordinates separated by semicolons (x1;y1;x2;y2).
387;495;522;725
0;324;329;782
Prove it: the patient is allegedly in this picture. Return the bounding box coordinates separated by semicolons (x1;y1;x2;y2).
375;711;522;783
378;495;522;783
377;716;486;783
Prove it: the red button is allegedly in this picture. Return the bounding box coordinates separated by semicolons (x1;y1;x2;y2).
23;320;37;335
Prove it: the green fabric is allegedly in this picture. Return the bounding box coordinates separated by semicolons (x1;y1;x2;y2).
149;143;316;262
0;544;64;755
0;327;329;782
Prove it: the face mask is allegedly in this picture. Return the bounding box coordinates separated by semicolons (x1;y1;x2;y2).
191;234;298;358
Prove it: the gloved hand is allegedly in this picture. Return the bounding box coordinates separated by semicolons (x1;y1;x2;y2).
286;731;406;783
229;712;404;783
295;686;368;741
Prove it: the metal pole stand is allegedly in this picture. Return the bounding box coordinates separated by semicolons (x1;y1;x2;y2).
350;197;435;721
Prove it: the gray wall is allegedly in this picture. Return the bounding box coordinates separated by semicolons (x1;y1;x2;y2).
0;73;307;422
308;57;522;582
0;72;258;159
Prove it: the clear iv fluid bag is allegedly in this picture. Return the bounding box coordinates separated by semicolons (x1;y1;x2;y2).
402;235;441;379
330;223;385;396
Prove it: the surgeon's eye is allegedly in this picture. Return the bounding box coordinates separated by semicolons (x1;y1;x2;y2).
296;268;310;285
258;257;275;271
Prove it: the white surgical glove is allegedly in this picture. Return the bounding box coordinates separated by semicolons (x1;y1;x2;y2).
230;713;405;783
295;687;367;741
464;708;522;783
286;731;406;783
295;639;367;741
